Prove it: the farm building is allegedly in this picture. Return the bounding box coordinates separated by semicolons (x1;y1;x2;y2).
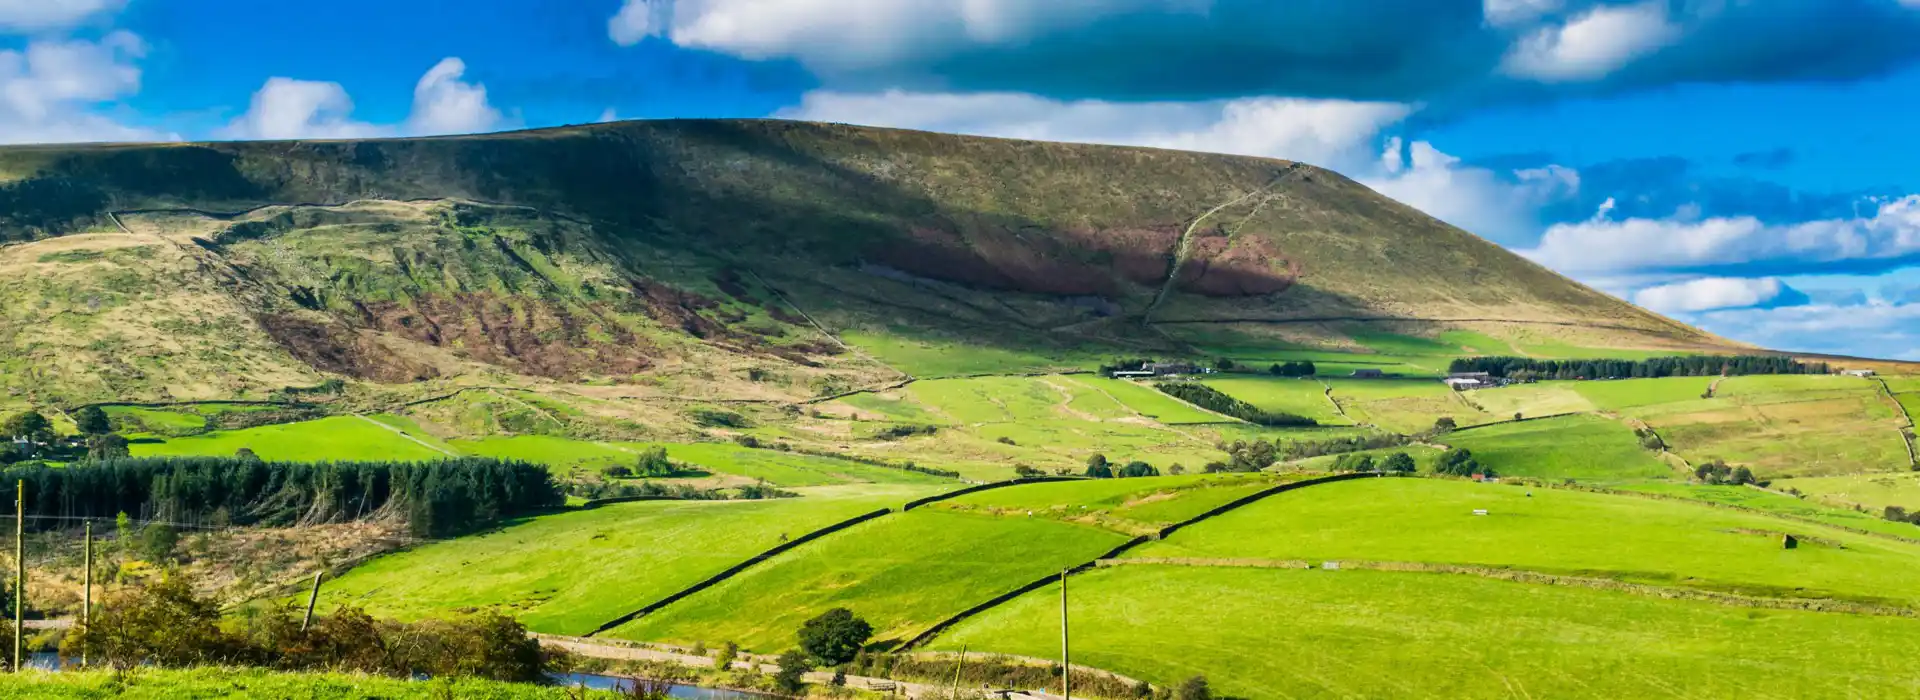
1843;369;1876;377
1147;362;1199;376
1443;377;1490;390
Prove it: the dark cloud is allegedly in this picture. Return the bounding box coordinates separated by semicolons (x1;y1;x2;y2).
1733;147;1796;170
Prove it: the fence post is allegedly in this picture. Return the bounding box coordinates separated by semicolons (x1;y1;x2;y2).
302;571;324;632
82;521;92;667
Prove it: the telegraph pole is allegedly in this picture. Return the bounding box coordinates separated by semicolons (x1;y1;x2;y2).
1060;570;1071;700
82;521;92;667
13;480;23;673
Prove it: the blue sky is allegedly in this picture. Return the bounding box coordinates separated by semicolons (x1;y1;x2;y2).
4;0;1919;360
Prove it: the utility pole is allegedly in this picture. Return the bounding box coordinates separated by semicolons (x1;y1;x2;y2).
82;521;92;667
1060;569;1070;700
13;480;23;673
302;571;324;632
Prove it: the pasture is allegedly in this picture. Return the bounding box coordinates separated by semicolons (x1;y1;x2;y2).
1444;414;1671;481
1325;378;1492;433
1629;378;1909;478
1774;472;1920;513
1202;377;1350;424
316;490;935;635
1621;482;1920;540
932;566;1920;699
129;415;446;462
1571;376;1714;410
932;473;1294;535
1458;382;1595;418
1070;376;1224;424
608;510;1127;650
1132;477;1920;605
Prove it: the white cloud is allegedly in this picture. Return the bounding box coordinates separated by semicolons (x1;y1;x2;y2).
0;31;169;144
1632;277;1798;314
1502;0;1682;81
598;107;620;123
1527;195;1920;274
609;0;669;46
1483;0;1563;28
220;58;506;141
780;90;1413;171
0;0;124;32
404;58;502;136
1693;300;1920;360
1362;139;1580;243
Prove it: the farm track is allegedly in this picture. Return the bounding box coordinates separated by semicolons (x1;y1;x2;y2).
1144;168;1299;323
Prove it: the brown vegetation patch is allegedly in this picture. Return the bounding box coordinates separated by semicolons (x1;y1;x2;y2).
360;293;655;380
870;224;1177;296
1176;235;1300;297
258;313;440;383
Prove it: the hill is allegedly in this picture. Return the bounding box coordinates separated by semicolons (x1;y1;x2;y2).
0;120;1733;418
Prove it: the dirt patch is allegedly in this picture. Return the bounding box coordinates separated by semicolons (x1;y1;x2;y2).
1175;234;1300;297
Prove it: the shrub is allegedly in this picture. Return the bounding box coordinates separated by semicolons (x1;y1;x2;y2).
603;465;634;478
1177;675;1213;700
74;406;111;435
798;608;873;666
1085;463;1114;479
1153;383;1316;427
691;409;750;429
1431;417;1458;435
774;650;812;694
714;641;739;670
1117;461;1160;478
1380;452;1417;473
1435;448;1485;477
1014;465;1044;478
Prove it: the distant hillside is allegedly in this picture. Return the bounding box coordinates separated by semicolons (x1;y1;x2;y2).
0;120;1735;408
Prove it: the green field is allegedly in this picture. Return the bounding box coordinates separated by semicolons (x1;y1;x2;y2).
448;435;635;471
1070;376;1224;424
1570;376;1714;409
1895;392;1919;423
1774;472;1920;512
933;473;1292;534
0;668;601;699
658;443;955;486
1133;477;1920;605
609;510;1127;650
840;330;1099;377
1202;376;1350;424
104;405;209;435
318;489;937;635
932;565;1920;699
1326;378;1491;433
130;415;446;462
1626;376;1909;478
1445;414;1672;481
1619;482;1920;540
1458;382;1595;418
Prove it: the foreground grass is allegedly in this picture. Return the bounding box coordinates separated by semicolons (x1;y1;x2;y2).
0;667;599;699
932;566;1920;699
1131;477;1920;605
611;510;1127;650
1445;414;1672;481
319;491;937;635
932;473;1293;534
130;415;445;461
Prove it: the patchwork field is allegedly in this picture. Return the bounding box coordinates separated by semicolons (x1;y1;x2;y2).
1459;382;1595;418
130;415;447;462
932;566;1920;699
1325;378;1494;433
1068;376;1225;425
931;473;1295;535
1571;376;1715;409
608;510;1127;650
1628;376;1909;478
1774;472;1920;513
1202;377;1351;424
317;488;939;635
1132;477;1920;605
1444;414;1672;481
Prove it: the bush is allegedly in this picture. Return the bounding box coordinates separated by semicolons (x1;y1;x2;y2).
1014;465;1044;478
798;608;873;666
714;641;739;670
1332;453;1376;473
1177;675;1213;700
1117;461;1160;478
74;406;112;435
774;650;812;694
1380;452;1417;473
602;465;634;478
1435;448;1485;477
1431;417;1458;435
691;409;751;429
1085;463;1115;479
872;424;939;440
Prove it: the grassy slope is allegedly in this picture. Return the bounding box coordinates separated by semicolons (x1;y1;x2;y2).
130;415;444;462
1445;414;1672;481
1133;477;1920;605
609;510;1127;650
1774;472;1920;512
318;491;936;635
0;668;601;699
932;566;1920;699
1620;482;1920;540
1326;378;1493;433
932;473;1293;534
1572;376;1715;409
1631;375;1909;478
1070;377;1223;425
1201;376;1350;424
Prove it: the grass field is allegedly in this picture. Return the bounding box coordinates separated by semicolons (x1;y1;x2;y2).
608;510;1127;650
1132;477;1920;605
1625;377;1910;478
448;435;635;471
1459;382;1595;418
656;443;955;486
1202;377;1350;424
840;331;1099;377
932;473;1294;534
1070;377;1224;424
1571;376;1714;409
1620;482;1920;540
104;405;209;435
318;490;936;635
130;415;445;462
1774;472;1920;512
0;668;601;699
1445;414;1672;481
1895;392;1919;423
1326;378;1492;433
932;565;1920;699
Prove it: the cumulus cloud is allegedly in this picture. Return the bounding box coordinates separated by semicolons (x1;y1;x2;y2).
1631;276;1807;313
1692;300;1920;359
1501;1;1680;82
220;58;507;141
613;0;1920;102
1364;138;1580;243
1527;195;1920;275
0;0;125;32
0;31;171;144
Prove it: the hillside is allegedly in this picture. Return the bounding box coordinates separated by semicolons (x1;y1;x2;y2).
0;120;1733;415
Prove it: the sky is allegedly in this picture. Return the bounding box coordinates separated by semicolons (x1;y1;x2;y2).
5;1;1919;360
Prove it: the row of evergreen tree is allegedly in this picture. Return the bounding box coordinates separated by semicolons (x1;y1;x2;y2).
1448;355;1829;380
0;457;561;538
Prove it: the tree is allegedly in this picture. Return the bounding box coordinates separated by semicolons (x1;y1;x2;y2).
1177;675;1213;700
1436;448;1482;477
141;524;180;563
797;608;872;666
1117;461;1159;478
86;433;130;460
713;641;739;670
74;406;112;435
1087;454;1110;471
1380;452;1417;473
1014;464;1044;478
774;650;811;694
2;411;51;442
1731;466;1756;486
1431;417;1457;435
1214;358;1235;371
1085;462;1114;479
